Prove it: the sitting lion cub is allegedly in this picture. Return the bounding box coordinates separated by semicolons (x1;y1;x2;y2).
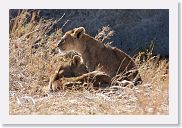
48;55;111;92
57;27;142;85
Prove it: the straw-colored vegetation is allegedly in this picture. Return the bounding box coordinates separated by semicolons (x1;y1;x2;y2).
9;10;168;115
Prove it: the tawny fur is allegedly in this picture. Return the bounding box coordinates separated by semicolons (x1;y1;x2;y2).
48;55;88;91
50;71;111;91
48;55;111;92
58;27;142;85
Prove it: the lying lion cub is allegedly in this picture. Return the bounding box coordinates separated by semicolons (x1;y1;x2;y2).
57;27;142;85
48;55;111;92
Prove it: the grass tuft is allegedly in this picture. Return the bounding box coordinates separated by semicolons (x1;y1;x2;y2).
9;10;168;115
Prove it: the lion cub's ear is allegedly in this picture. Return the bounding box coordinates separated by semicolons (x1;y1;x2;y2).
73;27;85;39
71;55;83;67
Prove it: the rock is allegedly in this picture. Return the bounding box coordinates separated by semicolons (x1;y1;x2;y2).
10;9;169;57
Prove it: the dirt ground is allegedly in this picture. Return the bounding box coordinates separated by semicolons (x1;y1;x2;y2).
9;10;168;115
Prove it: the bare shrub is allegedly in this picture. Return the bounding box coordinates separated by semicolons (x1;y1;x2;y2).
9;10;65;96
9;10;168;115
95;25;114;44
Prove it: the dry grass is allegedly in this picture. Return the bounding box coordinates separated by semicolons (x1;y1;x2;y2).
9;10;168;115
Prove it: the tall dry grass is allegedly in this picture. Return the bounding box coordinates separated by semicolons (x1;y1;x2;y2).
9;10;168;115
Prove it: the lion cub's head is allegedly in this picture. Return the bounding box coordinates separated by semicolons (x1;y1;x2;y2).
60;55;88;77
49;55;88;92
57;27;86;52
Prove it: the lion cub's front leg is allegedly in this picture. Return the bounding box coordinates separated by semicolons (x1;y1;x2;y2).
48;65;63;92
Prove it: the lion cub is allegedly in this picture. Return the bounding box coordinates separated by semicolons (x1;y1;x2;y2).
57;27;142;85
48;55;111;92
48;55;87;91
